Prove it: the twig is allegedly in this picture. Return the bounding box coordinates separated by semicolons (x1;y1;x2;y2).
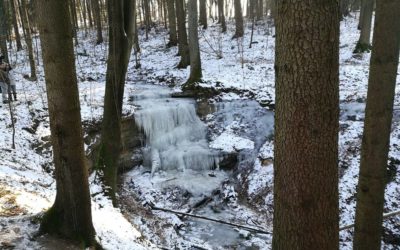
340;209;400;231
150;205;271;235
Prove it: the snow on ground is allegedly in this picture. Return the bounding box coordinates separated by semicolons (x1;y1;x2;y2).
0;13;399;249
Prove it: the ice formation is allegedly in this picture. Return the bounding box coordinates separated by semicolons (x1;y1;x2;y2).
132;85;220;175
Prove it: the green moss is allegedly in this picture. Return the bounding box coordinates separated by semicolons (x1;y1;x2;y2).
39;206;63;235
354;41;372;53
40;206;99;248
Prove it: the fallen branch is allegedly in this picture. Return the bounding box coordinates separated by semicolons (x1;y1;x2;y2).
150;205;271;235
340;209;400;231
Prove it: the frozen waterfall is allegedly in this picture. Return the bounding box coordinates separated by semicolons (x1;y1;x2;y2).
132;85;220;175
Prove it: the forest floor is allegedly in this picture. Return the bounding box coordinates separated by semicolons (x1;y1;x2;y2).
0;14;400;249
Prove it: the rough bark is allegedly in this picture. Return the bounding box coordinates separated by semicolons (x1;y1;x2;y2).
273;0;340;249
166;0;177;47
353;0;400;249
233;0;243;39
36;0;96;246
176;0;190;68
199;0;207;29
354;0;373;53
217;0;226;32
20;0;36;80
92;0;103;44
186;0;202;84
98;0;135;205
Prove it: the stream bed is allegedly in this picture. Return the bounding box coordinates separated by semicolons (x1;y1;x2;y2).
122;84;275;249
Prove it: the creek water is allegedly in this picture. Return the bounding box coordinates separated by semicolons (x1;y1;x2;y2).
126;84;275;249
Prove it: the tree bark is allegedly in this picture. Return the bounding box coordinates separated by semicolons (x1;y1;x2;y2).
354;0;373;53
273;0;340;249
69;0;79;45
20;0;36;80
36;0;96;246
166;0;177;47
92;0;103;44
98;0;135;205
353;0;400;249
176;0;190;68
217;0;226;32
199;0;207;29
233;0;243;38
186;0;201;84
10;0;23;51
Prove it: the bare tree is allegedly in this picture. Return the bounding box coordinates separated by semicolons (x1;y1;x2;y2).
176;0;190;68
199;0;207;29
233;0;244;39
186;0;202;84
354;0;374;53
36;0;96;246
166;0;178;47
97;0;135;204
353;0;400;249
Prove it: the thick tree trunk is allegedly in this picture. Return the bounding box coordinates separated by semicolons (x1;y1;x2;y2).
186;0;201;84
36;0;96;246
0;0;8;62
176;0;190;68
233;0;243;39
217;0;226;32
353;1;400;249
98;0;135;205
354;0;373;53
92;0;103;44
20;0;36;80
10;0;22;51
273;0;340;249
166;0;177;47
199;0;207;29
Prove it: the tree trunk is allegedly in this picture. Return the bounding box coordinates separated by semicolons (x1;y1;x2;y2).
86;0;93;27
20;0;36;80
353;1;400;249
98;0;135;205
233;0;243;38
186;0;201;84
9;0;22;51
0;0;8;62
273;0;340;249
217;0;226;32
144;0;151;39
256;0;263;20
199;0;207;29
166;0;177;47
70;0;79;45
354;0;373;53
92;0;103;44
176;0;190;68
340;0;350;20
36;0;96;246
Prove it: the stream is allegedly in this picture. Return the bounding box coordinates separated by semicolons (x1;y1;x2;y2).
123;84;275;249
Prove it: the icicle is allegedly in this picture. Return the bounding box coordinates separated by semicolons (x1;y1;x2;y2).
133;85;219;174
